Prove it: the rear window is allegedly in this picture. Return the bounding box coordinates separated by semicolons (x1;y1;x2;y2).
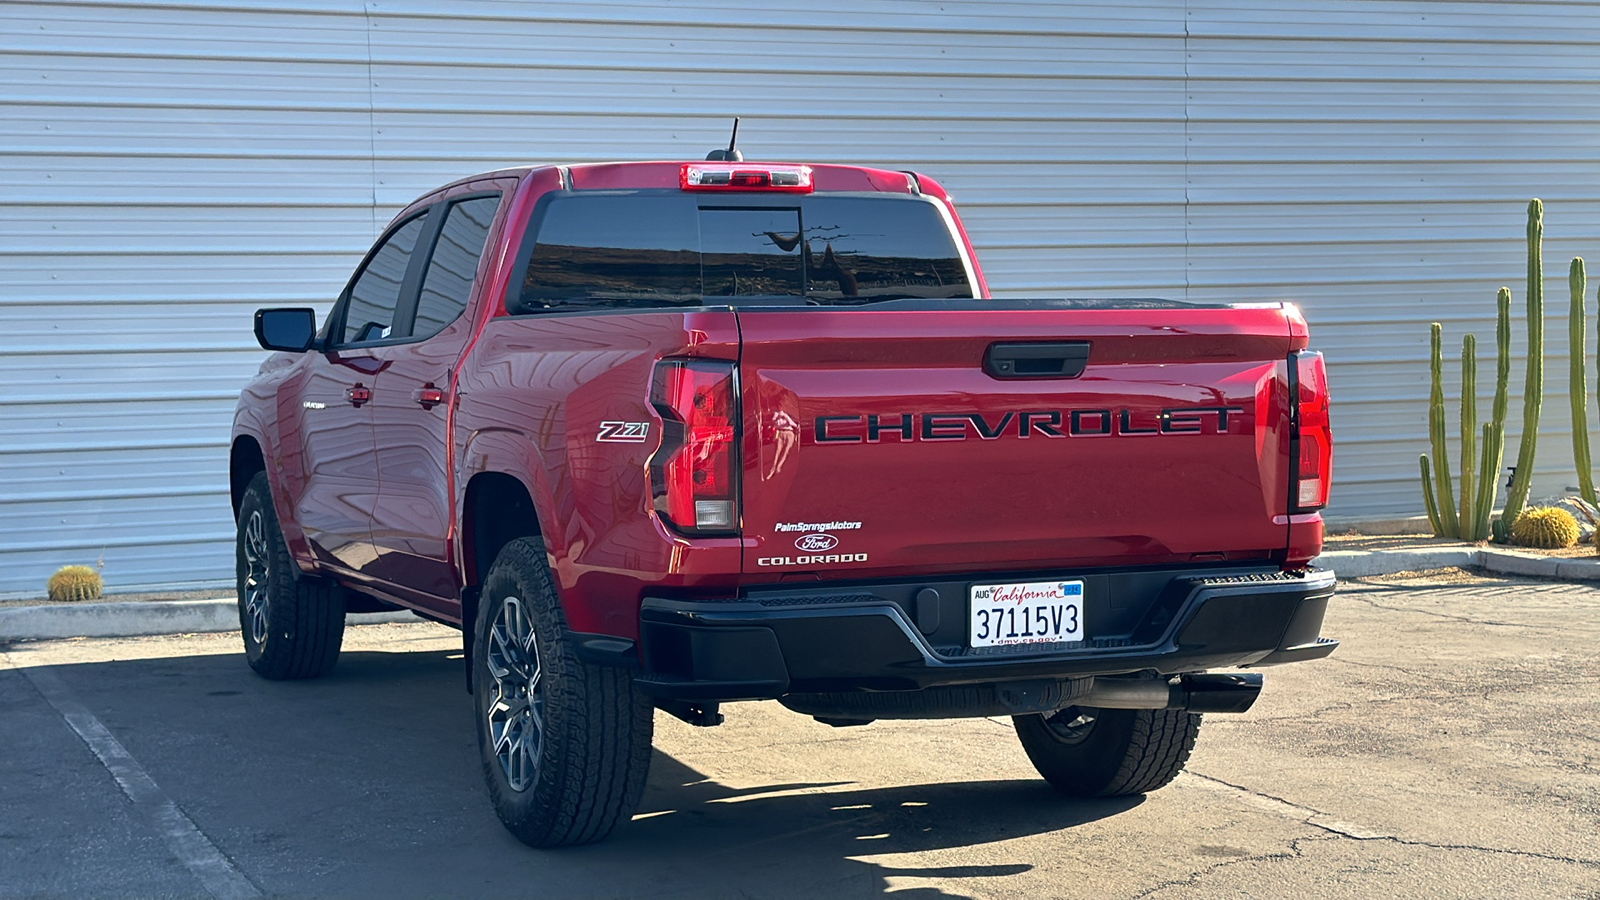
511;193;971;313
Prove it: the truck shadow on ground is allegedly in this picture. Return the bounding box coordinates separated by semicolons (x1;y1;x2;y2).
4;642;1143;899
617;753;1141;899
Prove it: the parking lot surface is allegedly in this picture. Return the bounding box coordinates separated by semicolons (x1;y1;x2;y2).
2;570;1597;899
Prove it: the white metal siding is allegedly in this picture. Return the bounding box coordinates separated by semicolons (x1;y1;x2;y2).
3;0;1598;594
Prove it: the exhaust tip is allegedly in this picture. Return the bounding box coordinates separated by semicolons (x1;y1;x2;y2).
1179;673;1263;714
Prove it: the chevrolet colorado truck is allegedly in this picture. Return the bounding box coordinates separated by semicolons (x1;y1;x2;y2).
231;155;1337;848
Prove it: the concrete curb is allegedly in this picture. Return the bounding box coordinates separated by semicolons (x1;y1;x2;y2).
1312;547;1480;577
1481;548;1600;581
0;599;417;642
1312;546;1600;581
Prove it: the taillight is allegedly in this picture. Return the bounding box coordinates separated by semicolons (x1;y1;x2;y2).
649;359;740;533
680;163;813;193
1290;350;1332;511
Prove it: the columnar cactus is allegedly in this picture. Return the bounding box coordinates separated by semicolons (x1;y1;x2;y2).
1420;455;1442;534
1458;333;1477;533
1501;198;1545;529
1570;257;1594;505
1421;200;1554;541
1426;323;1459;536
1473;289;1512;540
1419;289;1513;541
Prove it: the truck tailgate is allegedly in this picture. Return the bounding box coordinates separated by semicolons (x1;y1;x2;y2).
737;302;1297;580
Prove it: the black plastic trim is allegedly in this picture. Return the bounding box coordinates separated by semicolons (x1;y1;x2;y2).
1249;636;1340;667
570;632;640;670
634;567;1336;701
983;341;1091;379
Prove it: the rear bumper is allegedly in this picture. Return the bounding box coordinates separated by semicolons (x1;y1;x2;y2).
634;565;1338;701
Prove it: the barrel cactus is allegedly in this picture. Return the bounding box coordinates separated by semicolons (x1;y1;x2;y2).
46;565;102;602
1509;507;1580;549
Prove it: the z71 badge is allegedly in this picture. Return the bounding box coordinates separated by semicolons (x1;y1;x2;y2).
596;421;650;443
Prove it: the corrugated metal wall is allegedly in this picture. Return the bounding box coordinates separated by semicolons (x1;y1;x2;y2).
4;1;1599;595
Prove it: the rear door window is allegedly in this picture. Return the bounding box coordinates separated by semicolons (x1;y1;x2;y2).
341;212;430;345
512;193;970;314
411;195;501;339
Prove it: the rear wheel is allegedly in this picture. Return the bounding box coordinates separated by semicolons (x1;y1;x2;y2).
235;471;345;679
474;537;654;847
1013;705;1200;796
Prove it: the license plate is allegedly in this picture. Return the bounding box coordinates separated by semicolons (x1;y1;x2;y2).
969;580;1084;648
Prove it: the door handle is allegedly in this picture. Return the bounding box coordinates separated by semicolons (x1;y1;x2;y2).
414;383;445;410
984;341;1091;379
346;383;372;407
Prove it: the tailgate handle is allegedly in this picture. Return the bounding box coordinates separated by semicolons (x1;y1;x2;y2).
984;342;1091;379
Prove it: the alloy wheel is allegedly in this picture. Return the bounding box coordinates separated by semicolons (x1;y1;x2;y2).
485;596;544;792
242;510;270;646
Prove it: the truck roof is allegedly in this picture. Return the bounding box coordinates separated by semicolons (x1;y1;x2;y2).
435;161;937;197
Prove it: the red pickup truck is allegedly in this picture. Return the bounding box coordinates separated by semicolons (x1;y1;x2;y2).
231;156;1337;847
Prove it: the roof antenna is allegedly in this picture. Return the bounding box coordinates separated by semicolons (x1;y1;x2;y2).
705;117;743;162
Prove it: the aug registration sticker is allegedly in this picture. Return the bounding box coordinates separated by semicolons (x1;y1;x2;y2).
968;580;1084;648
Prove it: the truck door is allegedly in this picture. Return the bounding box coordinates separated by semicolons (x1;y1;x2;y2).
367;192;505;611
292;210;432;574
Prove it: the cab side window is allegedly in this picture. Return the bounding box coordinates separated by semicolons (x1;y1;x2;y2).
341;212;430;345
412;195;501;340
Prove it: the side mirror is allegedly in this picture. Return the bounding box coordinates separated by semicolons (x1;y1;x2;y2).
254;308;318;352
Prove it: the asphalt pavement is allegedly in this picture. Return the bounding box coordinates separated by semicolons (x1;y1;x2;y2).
1;569;1596;899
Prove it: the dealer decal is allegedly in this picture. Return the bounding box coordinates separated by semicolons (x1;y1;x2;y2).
774;520;863;533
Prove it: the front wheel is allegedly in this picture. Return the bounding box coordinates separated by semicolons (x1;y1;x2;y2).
474;537;654;848
235;471;345;679
1014;705;1201;797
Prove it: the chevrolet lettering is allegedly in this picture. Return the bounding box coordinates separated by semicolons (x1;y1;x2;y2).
814;407;1247;443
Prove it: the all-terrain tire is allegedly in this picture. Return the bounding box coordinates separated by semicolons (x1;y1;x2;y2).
235;471;345;679
1014;705;1201;797
474;537;654;848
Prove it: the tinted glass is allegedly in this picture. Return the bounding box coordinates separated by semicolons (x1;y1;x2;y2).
799;196;970;302
343;212;429;344
700;208;804;297
519;195;700;312
512;193;969;313
413;196;500;339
